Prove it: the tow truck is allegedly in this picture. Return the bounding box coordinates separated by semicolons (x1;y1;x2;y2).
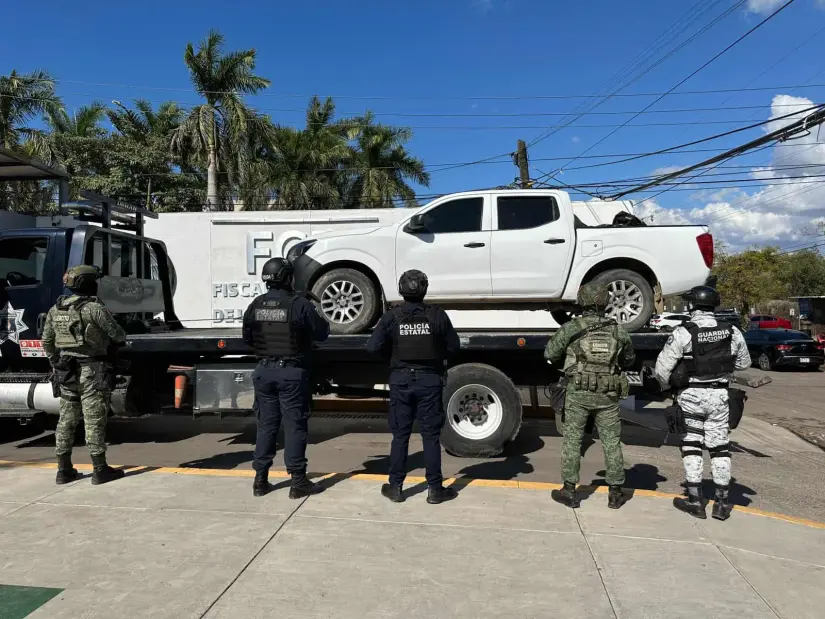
0;148;670;457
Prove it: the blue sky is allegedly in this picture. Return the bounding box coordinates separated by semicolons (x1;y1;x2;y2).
3;0;825;248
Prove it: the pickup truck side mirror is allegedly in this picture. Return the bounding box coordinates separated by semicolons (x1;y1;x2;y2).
404;214;427;234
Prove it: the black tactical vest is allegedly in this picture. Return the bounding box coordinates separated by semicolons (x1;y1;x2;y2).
391;306;442;368
249;294;302;358
683;322;736;381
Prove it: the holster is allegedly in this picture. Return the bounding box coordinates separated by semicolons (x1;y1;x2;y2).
80;359;116;392
728;387;747;429
548;376;568;422
52;357;79;393
665;402;687;435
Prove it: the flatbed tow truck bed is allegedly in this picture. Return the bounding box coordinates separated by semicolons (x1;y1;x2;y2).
125;329;670;355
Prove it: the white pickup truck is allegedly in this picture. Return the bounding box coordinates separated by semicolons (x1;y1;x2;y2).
289;189;714;334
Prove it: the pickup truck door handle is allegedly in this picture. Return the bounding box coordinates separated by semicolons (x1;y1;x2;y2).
543;238;566;244
464;242;486;248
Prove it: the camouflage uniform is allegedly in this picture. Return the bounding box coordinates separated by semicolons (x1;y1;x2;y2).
42;268;126;460
545;284;635;506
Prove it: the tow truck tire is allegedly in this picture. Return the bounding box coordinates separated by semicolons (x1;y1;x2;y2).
592;268;654;333
311;268;380;335
441;363;522;458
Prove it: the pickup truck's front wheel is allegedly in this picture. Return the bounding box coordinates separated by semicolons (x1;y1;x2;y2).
592;268;654;333
311;268;379;335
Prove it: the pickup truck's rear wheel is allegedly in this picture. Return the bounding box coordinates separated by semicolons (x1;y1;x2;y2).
441;363;522;458
592;269;654;333
312;268;379;335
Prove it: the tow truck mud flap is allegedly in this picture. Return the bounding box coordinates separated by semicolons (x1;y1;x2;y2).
441;363;523;459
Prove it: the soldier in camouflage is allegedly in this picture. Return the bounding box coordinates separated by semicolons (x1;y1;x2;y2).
544;282;635;509
42;265;127;486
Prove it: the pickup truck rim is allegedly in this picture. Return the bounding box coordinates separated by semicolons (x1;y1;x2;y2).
447;384;503;440
606;280;644;324
320;280;365;324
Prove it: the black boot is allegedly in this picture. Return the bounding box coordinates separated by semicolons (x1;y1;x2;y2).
55;453;79;485
607;485;627;510
712;485;733;521
90;454;124;486
381;483;405;503
551;481;581;508
289;474;323;499
253;471;272;497
673;483;707;519
427;485;458;505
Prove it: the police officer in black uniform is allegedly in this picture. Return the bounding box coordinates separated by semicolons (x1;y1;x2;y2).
243;257;330;498
366;269;460;504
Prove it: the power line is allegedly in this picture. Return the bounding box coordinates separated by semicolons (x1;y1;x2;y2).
536;0;799;183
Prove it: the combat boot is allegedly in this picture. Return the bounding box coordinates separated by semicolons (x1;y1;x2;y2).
289;474;323;499
607;485;627;509
427;485;458;504
55;454;79;485
712;484;733;521
551;481;581;509
90;454;125;486
673;484;707;519
381;483;405;503
253;471;272;497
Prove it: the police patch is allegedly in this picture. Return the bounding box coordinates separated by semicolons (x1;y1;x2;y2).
255;308;287;322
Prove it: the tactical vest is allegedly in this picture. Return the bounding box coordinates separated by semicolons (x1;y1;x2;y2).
567;319;627;395
249;294;302;358
391;307;441;367
681;322;736;381
53;296;93;350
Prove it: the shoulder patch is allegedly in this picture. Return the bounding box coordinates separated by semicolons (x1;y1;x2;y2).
667;335;675;346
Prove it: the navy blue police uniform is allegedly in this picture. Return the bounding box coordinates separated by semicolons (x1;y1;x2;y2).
242;258;330;498
366;270;460;504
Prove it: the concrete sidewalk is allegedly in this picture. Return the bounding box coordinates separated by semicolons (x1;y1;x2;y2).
1;463;823;619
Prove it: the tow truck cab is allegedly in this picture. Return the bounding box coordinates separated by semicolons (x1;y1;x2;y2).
0;198;179;374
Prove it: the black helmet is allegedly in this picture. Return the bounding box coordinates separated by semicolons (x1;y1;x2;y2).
398;269;429;299
261;258;294;288
682;285;720;311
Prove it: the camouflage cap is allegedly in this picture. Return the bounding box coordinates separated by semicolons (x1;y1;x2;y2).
63;265;103;288
577;282;610;309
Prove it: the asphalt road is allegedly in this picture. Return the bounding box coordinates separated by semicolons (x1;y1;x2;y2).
1;367;823;522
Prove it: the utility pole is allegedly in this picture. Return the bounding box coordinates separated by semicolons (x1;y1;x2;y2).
515;139;530;188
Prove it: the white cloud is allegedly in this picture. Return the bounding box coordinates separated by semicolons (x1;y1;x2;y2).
651;165;684;177
628;95;825;252
746;0;786;14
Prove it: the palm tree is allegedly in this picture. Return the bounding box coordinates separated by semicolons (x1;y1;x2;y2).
171;29;271;211
267;96;354;210
0;69;64;158
108;99;183;144
48;102;107;138
345;112;429;208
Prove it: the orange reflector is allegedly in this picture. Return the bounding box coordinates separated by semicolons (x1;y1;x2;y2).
517;337;526;347
217;340;226;349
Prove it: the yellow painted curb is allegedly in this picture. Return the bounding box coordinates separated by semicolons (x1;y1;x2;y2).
2;459;823;530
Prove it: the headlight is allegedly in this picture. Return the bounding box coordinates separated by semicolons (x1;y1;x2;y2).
286;239;317;263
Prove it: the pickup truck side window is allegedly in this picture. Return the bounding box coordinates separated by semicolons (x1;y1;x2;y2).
421;197;483;233
0;237;49;287
496;196;560;230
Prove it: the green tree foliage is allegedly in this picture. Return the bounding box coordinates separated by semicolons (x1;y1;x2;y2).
1;31;430;215
713;246;825;312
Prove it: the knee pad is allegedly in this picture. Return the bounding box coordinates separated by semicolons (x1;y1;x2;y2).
708;443;731;459
680;439;703;458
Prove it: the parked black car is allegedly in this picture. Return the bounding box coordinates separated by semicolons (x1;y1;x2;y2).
743;329;824;371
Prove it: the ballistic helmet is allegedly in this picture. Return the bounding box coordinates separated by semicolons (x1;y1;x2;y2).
682;285;720;311
63;265;102;295
577;282;610;310
398;269;429;300
261;258;294;289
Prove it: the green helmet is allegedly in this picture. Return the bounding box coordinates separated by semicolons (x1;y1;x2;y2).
577;282;609;310
63;265;102;291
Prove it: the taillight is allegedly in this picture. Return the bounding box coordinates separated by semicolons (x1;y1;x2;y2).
776;344;792;352
816;343;824;351
696;233;714;268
